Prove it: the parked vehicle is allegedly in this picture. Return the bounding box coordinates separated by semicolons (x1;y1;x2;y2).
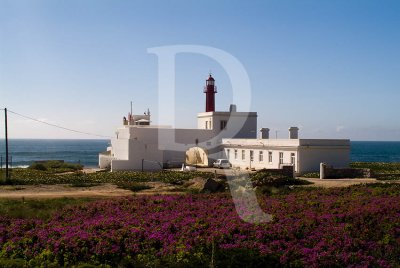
213;159;231;169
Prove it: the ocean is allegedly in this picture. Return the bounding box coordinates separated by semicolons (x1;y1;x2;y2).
350;141;400;163
0;139;109;168
0;140;399;168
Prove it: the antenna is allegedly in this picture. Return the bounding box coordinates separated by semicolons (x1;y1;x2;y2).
130;101;133;115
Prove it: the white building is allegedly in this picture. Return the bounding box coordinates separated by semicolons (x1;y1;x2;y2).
222;136;350;174
99;75;350;174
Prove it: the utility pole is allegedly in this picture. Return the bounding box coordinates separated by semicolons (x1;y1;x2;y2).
5;108;9;180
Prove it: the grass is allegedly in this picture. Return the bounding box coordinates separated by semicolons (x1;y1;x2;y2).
0;169;215;185
350;162;400;180
350;162;400;173
0;197;98;220
28;160;83;173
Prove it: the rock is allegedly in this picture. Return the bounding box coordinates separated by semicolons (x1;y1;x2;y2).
185;177;224;193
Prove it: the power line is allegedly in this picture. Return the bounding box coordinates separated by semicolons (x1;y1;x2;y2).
7;109;113;139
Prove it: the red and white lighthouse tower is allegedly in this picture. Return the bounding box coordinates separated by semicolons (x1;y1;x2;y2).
204;74;217;112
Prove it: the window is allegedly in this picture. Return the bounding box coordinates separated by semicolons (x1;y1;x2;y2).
205;121;208;129
291;153;295;165
268;151;273;163
234;149;238;159
259;151;263;162
279;152;284;164
227;149;230;159
250;150;254;161
241;150;245;160
220;120;227;130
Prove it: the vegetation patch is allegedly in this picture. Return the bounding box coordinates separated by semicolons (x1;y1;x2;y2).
350;162;400;180
116;182;153;192
302;162;400;180
350;162;400;173
0;169;214;186
243;169;313;196
29;160;83;173
0;197;97;220
251;170;313;187
0;184;399;267
301;172;320;178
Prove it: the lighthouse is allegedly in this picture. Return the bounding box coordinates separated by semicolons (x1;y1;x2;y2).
204;74;217;112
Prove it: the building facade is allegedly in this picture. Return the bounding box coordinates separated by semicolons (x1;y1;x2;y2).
99;74;350;174
222;138;350;174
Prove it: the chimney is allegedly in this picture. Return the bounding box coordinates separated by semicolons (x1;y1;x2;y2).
229;104;237;112
260;128;270;139
288;127;299;139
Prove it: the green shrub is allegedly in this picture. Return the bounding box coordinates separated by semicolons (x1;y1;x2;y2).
61;162;83;171
301;172;320;178
0;258;27;268
251;171;312;187
28;163;48;171
350;162;400;180
350;162;400;173
27;161;83;173
44;160;64;169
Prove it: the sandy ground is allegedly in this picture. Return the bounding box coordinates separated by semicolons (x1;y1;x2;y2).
0;181;186;199
299;177;385;188
0;184;133;199
0;167;398;199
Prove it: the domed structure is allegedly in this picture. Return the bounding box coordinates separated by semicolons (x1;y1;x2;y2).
206;74;215;81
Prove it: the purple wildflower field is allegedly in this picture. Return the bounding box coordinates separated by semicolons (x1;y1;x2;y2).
1;185;399;267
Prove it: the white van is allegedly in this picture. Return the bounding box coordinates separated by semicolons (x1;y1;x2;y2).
213;159;231;169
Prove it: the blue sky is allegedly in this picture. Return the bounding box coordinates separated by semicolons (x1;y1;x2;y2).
1;0;399;140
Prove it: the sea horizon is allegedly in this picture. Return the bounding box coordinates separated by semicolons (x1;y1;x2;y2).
1;138;400;143
0;139;399;168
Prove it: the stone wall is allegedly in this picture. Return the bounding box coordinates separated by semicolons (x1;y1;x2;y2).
258;165;295;178
320;163;372;179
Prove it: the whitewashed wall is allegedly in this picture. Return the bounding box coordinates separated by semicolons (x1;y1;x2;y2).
197;111;257;139
221;138;350;174
224;147;298;171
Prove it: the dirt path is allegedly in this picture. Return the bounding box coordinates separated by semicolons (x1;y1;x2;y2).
299;177;399;188
0;182;185;199
195;168;394;188
0;184;133;199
